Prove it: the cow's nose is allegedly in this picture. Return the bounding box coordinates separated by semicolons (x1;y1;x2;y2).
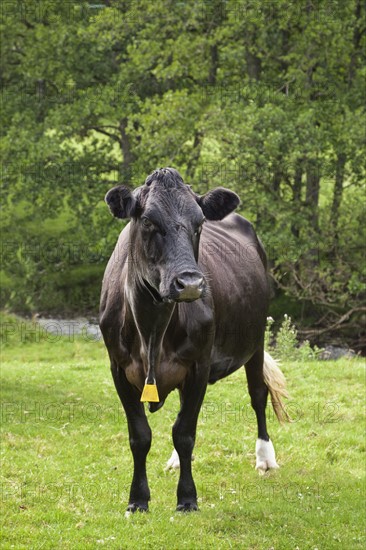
173;272;205;302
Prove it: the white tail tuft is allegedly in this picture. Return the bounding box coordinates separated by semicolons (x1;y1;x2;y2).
263;351;291;423
165;448;180;471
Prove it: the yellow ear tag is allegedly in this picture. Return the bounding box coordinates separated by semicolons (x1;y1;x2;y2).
140;380;160;402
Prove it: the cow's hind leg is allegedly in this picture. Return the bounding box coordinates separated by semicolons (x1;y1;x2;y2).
111;363;152;513
173;365;208;512
245;349;279;474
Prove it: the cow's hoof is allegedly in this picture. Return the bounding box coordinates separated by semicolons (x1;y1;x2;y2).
176;502;198;512
126;502;148;514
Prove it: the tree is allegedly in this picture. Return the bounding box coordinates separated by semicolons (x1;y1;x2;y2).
1;0;365;350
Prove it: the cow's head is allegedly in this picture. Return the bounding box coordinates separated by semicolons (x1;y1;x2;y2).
105;168;239;303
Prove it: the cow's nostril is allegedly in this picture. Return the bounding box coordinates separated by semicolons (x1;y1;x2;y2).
175;274;204;292
196;277;204;288
176;278;186;290
172;273;205;302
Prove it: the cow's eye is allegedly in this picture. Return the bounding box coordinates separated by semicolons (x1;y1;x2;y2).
194;219;205;236
142;217;153;229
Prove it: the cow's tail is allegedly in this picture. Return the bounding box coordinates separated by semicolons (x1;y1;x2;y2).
263;351;291;423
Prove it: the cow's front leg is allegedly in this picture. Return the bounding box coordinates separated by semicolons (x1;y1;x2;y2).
111;363;152;513
173;365;208;512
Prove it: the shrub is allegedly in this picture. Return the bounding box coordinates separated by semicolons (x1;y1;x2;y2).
265;314;320;362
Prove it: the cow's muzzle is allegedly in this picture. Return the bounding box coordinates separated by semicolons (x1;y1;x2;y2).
169;271;205;302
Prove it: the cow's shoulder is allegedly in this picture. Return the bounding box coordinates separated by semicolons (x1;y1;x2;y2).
227;213;267;268
219;212;256;236
203;212;258;245
202;213;267;270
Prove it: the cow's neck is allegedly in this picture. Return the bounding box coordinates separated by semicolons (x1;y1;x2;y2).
126;276;175;384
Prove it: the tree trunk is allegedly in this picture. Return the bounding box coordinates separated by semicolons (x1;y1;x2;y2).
304;159;321;267
119;118;133;179
348;0;362;85
35;79;46;122
208;44;218;86
291;160;303;238
186;130;204;180
305;159;320;230
245;49;261;80
331;152;346;238
272;168;281;193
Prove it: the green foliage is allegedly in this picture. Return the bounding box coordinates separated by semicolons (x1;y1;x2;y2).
297;339;322;362
276;314;300;362
1;332;365;548
1;1;365;347
266;315;321;362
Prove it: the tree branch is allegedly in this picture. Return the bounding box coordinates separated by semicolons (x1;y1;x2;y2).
298;306;366;339
87;126;121;142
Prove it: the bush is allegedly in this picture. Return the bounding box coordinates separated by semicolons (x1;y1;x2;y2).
266;314;320;362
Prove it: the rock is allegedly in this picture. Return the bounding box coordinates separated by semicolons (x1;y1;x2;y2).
318;345;356;360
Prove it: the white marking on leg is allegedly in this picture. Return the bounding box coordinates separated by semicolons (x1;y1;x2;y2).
165;448;180;470
255;438;279;474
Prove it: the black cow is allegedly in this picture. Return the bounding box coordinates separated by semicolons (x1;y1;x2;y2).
100;167;288;513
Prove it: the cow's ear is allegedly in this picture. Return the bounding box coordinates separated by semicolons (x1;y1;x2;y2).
105;186;137;219
197;187;240;221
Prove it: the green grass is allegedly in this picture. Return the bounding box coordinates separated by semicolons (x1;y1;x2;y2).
1;317;365;549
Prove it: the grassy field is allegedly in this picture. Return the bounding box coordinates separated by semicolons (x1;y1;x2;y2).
1;317;365;549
